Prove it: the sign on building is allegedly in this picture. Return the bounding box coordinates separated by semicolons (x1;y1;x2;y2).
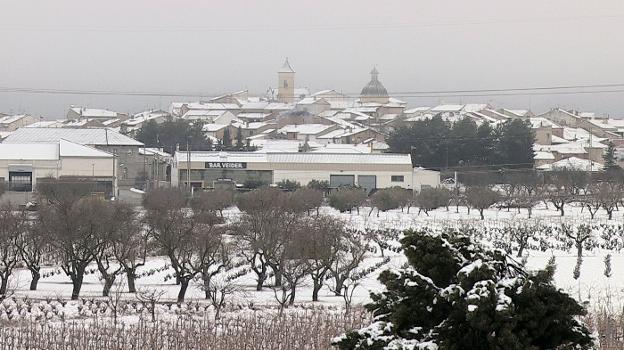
204;162;247;169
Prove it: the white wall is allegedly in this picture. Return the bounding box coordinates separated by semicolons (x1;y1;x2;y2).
273;169;413;189
59;158;115;177
413;169;441;192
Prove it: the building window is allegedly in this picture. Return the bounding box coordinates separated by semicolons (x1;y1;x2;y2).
391;175;404;182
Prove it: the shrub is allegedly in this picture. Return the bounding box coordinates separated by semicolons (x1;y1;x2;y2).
371;189;401;215
465;186;500;220
242;178;268;190
288;188;324;214
328;188;367;213
416;187;450;215
307;180;330;191
276;179;301;192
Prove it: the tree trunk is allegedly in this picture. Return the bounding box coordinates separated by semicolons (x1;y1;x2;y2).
479;209;484;220
71;272;85;300
289;285;296;305
334;277;345;296
126;269;137;293
202;272;212;300
559;206;565;216
312;279;322;302
273;268;282;287
256;271;266;291
29;270;40;291
576;244;583;259
608;210;613;220
0;277;7;295
177;279;190;303
102;276;115;297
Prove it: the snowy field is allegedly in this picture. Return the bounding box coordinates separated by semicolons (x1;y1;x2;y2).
3;201;623;323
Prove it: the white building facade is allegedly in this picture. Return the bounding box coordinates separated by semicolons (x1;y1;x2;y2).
171;151;427;193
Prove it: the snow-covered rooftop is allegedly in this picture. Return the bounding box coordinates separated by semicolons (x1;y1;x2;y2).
0;139;111;160
538;157;603;171
278;124;334;135
70;107;119;118
3;128;143;146
175;151;412;165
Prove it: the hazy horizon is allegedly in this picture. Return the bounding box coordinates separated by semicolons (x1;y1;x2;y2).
1;0;623;118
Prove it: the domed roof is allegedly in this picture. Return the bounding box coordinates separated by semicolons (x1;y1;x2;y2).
360;67;388;97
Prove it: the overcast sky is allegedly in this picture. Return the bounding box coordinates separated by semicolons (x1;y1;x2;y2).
1;0;624;118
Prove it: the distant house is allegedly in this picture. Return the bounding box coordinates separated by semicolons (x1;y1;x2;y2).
202;123;229;140
67;106;128;121
180;110;236;125
0;114;37;131
295;97;331;115
121;110;170;135
316;127;384;145
277;124;337;142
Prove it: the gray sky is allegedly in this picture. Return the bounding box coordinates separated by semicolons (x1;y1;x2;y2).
1;0;624;118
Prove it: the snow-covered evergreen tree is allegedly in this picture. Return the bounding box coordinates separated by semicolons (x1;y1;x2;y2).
333;229;594;350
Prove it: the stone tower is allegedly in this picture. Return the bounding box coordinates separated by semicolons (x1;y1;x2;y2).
277;58;295;103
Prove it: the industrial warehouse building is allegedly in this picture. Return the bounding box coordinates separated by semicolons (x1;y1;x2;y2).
0;139;116;196
172;151;439;192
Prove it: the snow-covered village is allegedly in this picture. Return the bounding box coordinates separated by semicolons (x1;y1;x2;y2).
1;1;624;349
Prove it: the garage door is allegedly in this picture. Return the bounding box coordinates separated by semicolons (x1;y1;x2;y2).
330;175;355;188
358;175;377;193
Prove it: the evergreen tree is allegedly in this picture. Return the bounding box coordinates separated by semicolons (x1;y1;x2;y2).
495;119;535;168
236;126;244;150
333;229;594;350
222;128;232;148
603;141;618;169
136;119;212;154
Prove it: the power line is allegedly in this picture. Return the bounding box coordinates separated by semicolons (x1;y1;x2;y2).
1;14;622;32
2;83;624;99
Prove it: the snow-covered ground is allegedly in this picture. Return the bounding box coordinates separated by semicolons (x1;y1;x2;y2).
6;202;624;323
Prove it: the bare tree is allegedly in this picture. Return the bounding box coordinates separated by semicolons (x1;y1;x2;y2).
416;188;449;216
107;279;127;325
136;287;165;322
328;188;367;214
0;204;25;295
42;197;107;300
594;182;621;220
465;186;500;220
365;228;399;258
112;209;147;293
506;225;538;258
545;168;588;216
206;277;243;320
288;188;323;215
563;224;592;259
328;230;369;297
370;188;401;217
234;188;297;290
582;183;603;220
37;179;100;300
190;202;230;300
304;216;345;301
192;189;234;218
144;187;213;303
15;213;47;290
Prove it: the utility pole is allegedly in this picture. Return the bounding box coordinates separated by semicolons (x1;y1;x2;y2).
186;140;191;194
589;126;593;172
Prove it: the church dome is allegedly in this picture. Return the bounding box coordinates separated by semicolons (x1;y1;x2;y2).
360;67;388;97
